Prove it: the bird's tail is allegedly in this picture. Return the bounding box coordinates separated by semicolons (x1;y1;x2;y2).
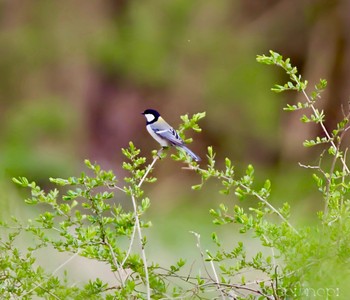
179;145;201;162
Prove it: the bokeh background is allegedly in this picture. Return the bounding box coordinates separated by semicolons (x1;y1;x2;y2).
1;0;350;285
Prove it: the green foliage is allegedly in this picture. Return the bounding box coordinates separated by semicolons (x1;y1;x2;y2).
2;51;350;299
0;99;77;180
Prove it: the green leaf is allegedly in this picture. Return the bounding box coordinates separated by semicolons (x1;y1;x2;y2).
211;232;221;247
12;177;29;187
191;184;202;190
264;179;271;191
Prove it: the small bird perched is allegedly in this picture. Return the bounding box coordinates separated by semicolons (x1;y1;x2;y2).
142;109;201;162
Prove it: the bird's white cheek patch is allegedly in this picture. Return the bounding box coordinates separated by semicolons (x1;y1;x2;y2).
145;114;155;122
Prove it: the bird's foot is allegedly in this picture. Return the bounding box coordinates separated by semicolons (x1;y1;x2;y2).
155;147;168;160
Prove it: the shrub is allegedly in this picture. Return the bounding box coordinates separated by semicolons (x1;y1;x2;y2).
1;51;349;299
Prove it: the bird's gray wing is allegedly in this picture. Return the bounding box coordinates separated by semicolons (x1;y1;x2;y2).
154;127;184;146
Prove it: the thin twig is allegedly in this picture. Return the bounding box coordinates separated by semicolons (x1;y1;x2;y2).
325;147;338;217
301;89;350;174
107;154;159;299
138;155;159;188
321;105;350;217
298;163;320;169
129;155;159;300
209;260;226;300
239;182;299;235
199;282;274;299
105;239;127;285
272;266;279;300
130;192;151;299
107;184;126;192
341;148;348;212
190;231;226;300
120;223;137;268
21;250;80;298
190;231;214;281
156;265;292;299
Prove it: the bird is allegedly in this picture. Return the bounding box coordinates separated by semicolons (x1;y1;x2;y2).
142;109;201;162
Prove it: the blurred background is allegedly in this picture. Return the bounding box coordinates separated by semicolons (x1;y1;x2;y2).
1;0;350;285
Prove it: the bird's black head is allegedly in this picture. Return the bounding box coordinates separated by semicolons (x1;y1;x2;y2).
142;109;161;124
